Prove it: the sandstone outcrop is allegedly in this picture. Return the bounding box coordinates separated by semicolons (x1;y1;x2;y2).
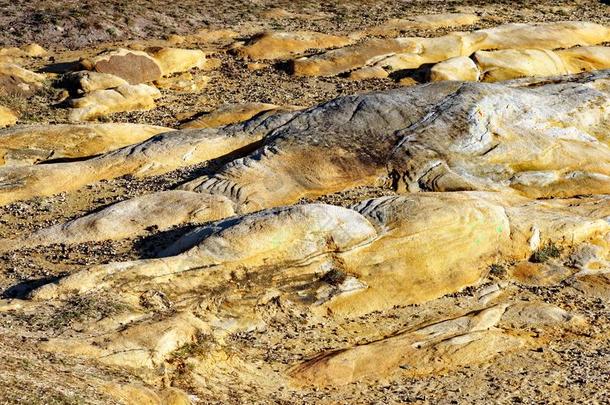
8;190;604;387
475;46;610;82
62;71;129;93
146;47;211;76
291;37;420;76
20;192;610;311
0;62;45;96
430;55;481;81
0;106;18;128
0;123;172;166
0;43;47;59
237;31;353;60
292;21;610;77
363;13;480;37
2;6;610;405
180;103;283;129
20;43;47;58
0;63;45;84
68;83;161;121
0;191;234;249
0;71;607;205
0;111;292;204
347;66;389;80
81;47;215;85
291;304;524;386
81;49;163;84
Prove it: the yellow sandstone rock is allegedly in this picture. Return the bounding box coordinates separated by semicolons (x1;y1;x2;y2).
166;34;186;45
348;66;389;80
27;193;609;313
292;37;420;76
19;192;606;382
62;70;129;93
0;43;47;59
0;62;45;98
21;43;47;57
364;12;480;37
238;31;353;60
68;83;161;121
290;304;524;386
0;190;235;249
293;21;610;77
430;55;480;81
0;62;45;83
82;48;163;84
148;47;211;76
0;106;18;128
475;46;610;82
0;72;607;206
180;103;282;129
0;123;173;166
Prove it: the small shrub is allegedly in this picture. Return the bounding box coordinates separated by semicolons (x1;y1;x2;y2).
530;241;562;263
489;264;507;278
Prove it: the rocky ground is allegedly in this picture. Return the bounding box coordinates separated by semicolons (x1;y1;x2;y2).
0;1;609;404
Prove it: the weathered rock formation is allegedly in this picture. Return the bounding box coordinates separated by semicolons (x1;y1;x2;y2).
474;46;610;82
430;56;481;81
81;47;213;84
62;71;129;93
68;83;161;121
0;62;45;96
146;47;211;76
237;31;353;60
0;191;234;249
180;103;284;129
292;21;610;77
6;191;606;382
0;106;18;128
81;49;163;84
0;123;172;166
0;71;607;205
363;13;480;38
1;16;609;403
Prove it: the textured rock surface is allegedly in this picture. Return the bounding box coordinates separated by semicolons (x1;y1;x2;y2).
237;31;353;60
0;43;46;60
291;37;420;76
181;102;283;129
20;192;609;309
0;112;289;204
0;106;18;128
0;191;234;249
0;62;45;84
0;123;172;166
10;191;607;392
147;47;210;76
68;83;161;121
430;55;481;81
1;6;610;404
0;62;45;96
364;13;480;37
0;71;608;205
291;304;524;386
293;21;610;77
82;49;163;84
62;71;129;93
475;46;610;82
